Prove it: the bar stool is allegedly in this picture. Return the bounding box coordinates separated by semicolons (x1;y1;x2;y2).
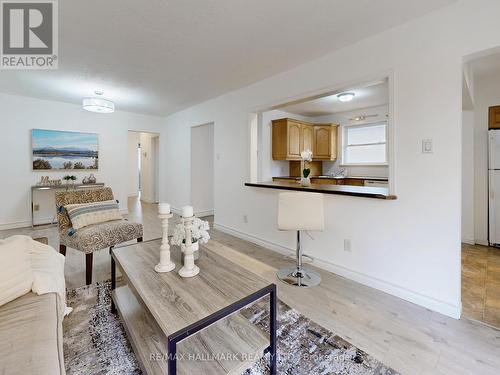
277;192;324;287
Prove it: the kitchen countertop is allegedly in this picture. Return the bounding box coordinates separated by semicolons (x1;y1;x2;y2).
245;181;396;200
273;175;389;181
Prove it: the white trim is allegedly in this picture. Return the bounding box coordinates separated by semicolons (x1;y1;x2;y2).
120;208;129;215
0;220;33;230
195;209;214;217
214;222;461;319
214;222;295;255
461;238;475;245
171;206;182;215
475;239;489;246
171;207;214;218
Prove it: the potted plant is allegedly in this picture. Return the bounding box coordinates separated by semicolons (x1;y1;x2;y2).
300;150;313;187
63;175;77;189
170;217;210;262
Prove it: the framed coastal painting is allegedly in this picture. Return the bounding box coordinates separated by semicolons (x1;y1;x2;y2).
32;129;99;170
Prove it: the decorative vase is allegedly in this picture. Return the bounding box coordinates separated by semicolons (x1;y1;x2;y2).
300;177;311;187
181;241;200;264
89;174;96;184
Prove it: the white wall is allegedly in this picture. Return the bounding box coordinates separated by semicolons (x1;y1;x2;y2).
0;93;163;228
473;74;500;245
139;132;160;204
160;0;500;319
462;111;475;244
128;132;140;197
191;123;215;215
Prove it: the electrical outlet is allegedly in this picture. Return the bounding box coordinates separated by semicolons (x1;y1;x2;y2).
344;239;352;252
422;139;433;154
243;214;248;223
34;204;40;211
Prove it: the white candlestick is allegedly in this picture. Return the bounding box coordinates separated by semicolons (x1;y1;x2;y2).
178;216;200;278
155;213;175;273
158;203;171;214
182;205;194;218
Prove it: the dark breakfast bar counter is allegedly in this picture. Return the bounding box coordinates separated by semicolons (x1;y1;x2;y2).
245;181;397;200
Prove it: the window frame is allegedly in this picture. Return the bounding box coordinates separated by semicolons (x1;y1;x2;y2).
341;121;388;166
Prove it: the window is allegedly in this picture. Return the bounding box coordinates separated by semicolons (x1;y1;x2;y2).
342;122;387;165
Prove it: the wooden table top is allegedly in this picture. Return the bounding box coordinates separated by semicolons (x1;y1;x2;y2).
112;239;271;337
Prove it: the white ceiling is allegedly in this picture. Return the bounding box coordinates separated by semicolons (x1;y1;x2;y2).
0;0;455;116
280;81;388;117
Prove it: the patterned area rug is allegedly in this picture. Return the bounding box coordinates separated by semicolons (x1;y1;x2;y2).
64;281;399;375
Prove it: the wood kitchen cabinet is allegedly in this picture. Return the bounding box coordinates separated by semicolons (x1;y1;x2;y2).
272;118;339;161
313;124;338;160
272;118;314;160
489;106;500;129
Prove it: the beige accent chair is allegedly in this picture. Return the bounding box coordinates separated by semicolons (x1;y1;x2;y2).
55;187;143;285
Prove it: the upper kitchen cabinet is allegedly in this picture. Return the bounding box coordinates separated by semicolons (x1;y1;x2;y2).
272;118;313;160
272;118;339;161
313;124;339;160
489;106;500;129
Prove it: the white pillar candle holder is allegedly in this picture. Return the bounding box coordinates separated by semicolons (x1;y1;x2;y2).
178;215;200;278
155;213;176;273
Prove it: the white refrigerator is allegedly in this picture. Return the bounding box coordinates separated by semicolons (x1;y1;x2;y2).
489;130;500;245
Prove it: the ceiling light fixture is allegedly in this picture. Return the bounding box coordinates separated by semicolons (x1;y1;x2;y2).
337;92;355;102
82;91;115;113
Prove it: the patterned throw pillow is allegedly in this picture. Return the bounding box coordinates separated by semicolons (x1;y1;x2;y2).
65;200;122;230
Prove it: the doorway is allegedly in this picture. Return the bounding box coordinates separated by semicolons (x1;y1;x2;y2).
190;123;215;217
128;131;160;205
461;50;500;328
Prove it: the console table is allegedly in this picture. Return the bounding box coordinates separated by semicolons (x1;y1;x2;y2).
111;239;277;375
30;183;105;228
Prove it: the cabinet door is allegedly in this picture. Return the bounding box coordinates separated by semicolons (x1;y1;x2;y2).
302;125;314;153
489;106;500;129
287;121;302;159
330;125;338;160
314;126;331;159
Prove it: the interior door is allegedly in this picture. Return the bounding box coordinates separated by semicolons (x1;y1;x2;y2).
489;170;500;245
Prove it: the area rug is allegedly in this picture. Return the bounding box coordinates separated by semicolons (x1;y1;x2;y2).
64;281;399;375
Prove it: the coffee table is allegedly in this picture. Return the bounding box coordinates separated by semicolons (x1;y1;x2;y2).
111;239;277;375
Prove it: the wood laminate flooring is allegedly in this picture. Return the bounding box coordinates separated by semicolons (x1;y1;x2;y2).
1;196;500;375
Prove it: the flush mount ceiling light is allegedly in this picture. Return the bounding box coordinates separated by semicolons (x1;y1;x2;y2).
82;91;115;113
337;92;355;102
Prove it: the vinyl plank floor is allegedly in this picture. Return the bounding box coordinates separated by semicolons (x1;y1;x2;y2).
2;197;500;375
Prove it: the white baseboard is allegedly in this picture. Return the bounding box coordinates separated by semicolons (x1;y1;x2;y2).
461;237;475;245
170;207;214;218
171;207;182;215
195;209;214;217
475;239;489;246
0;220;33;230
214;222;461;319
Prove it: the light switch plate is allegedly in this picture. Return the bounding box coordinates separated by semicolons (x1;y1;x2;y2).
422;139;433;154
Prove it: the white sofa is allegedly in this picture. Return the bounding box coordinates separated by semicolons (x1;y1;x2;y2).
0;291;65;374
0;236;66;375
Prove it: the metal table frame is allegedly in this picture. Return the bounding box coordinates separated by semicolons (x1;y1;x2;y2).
111;256;277;375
